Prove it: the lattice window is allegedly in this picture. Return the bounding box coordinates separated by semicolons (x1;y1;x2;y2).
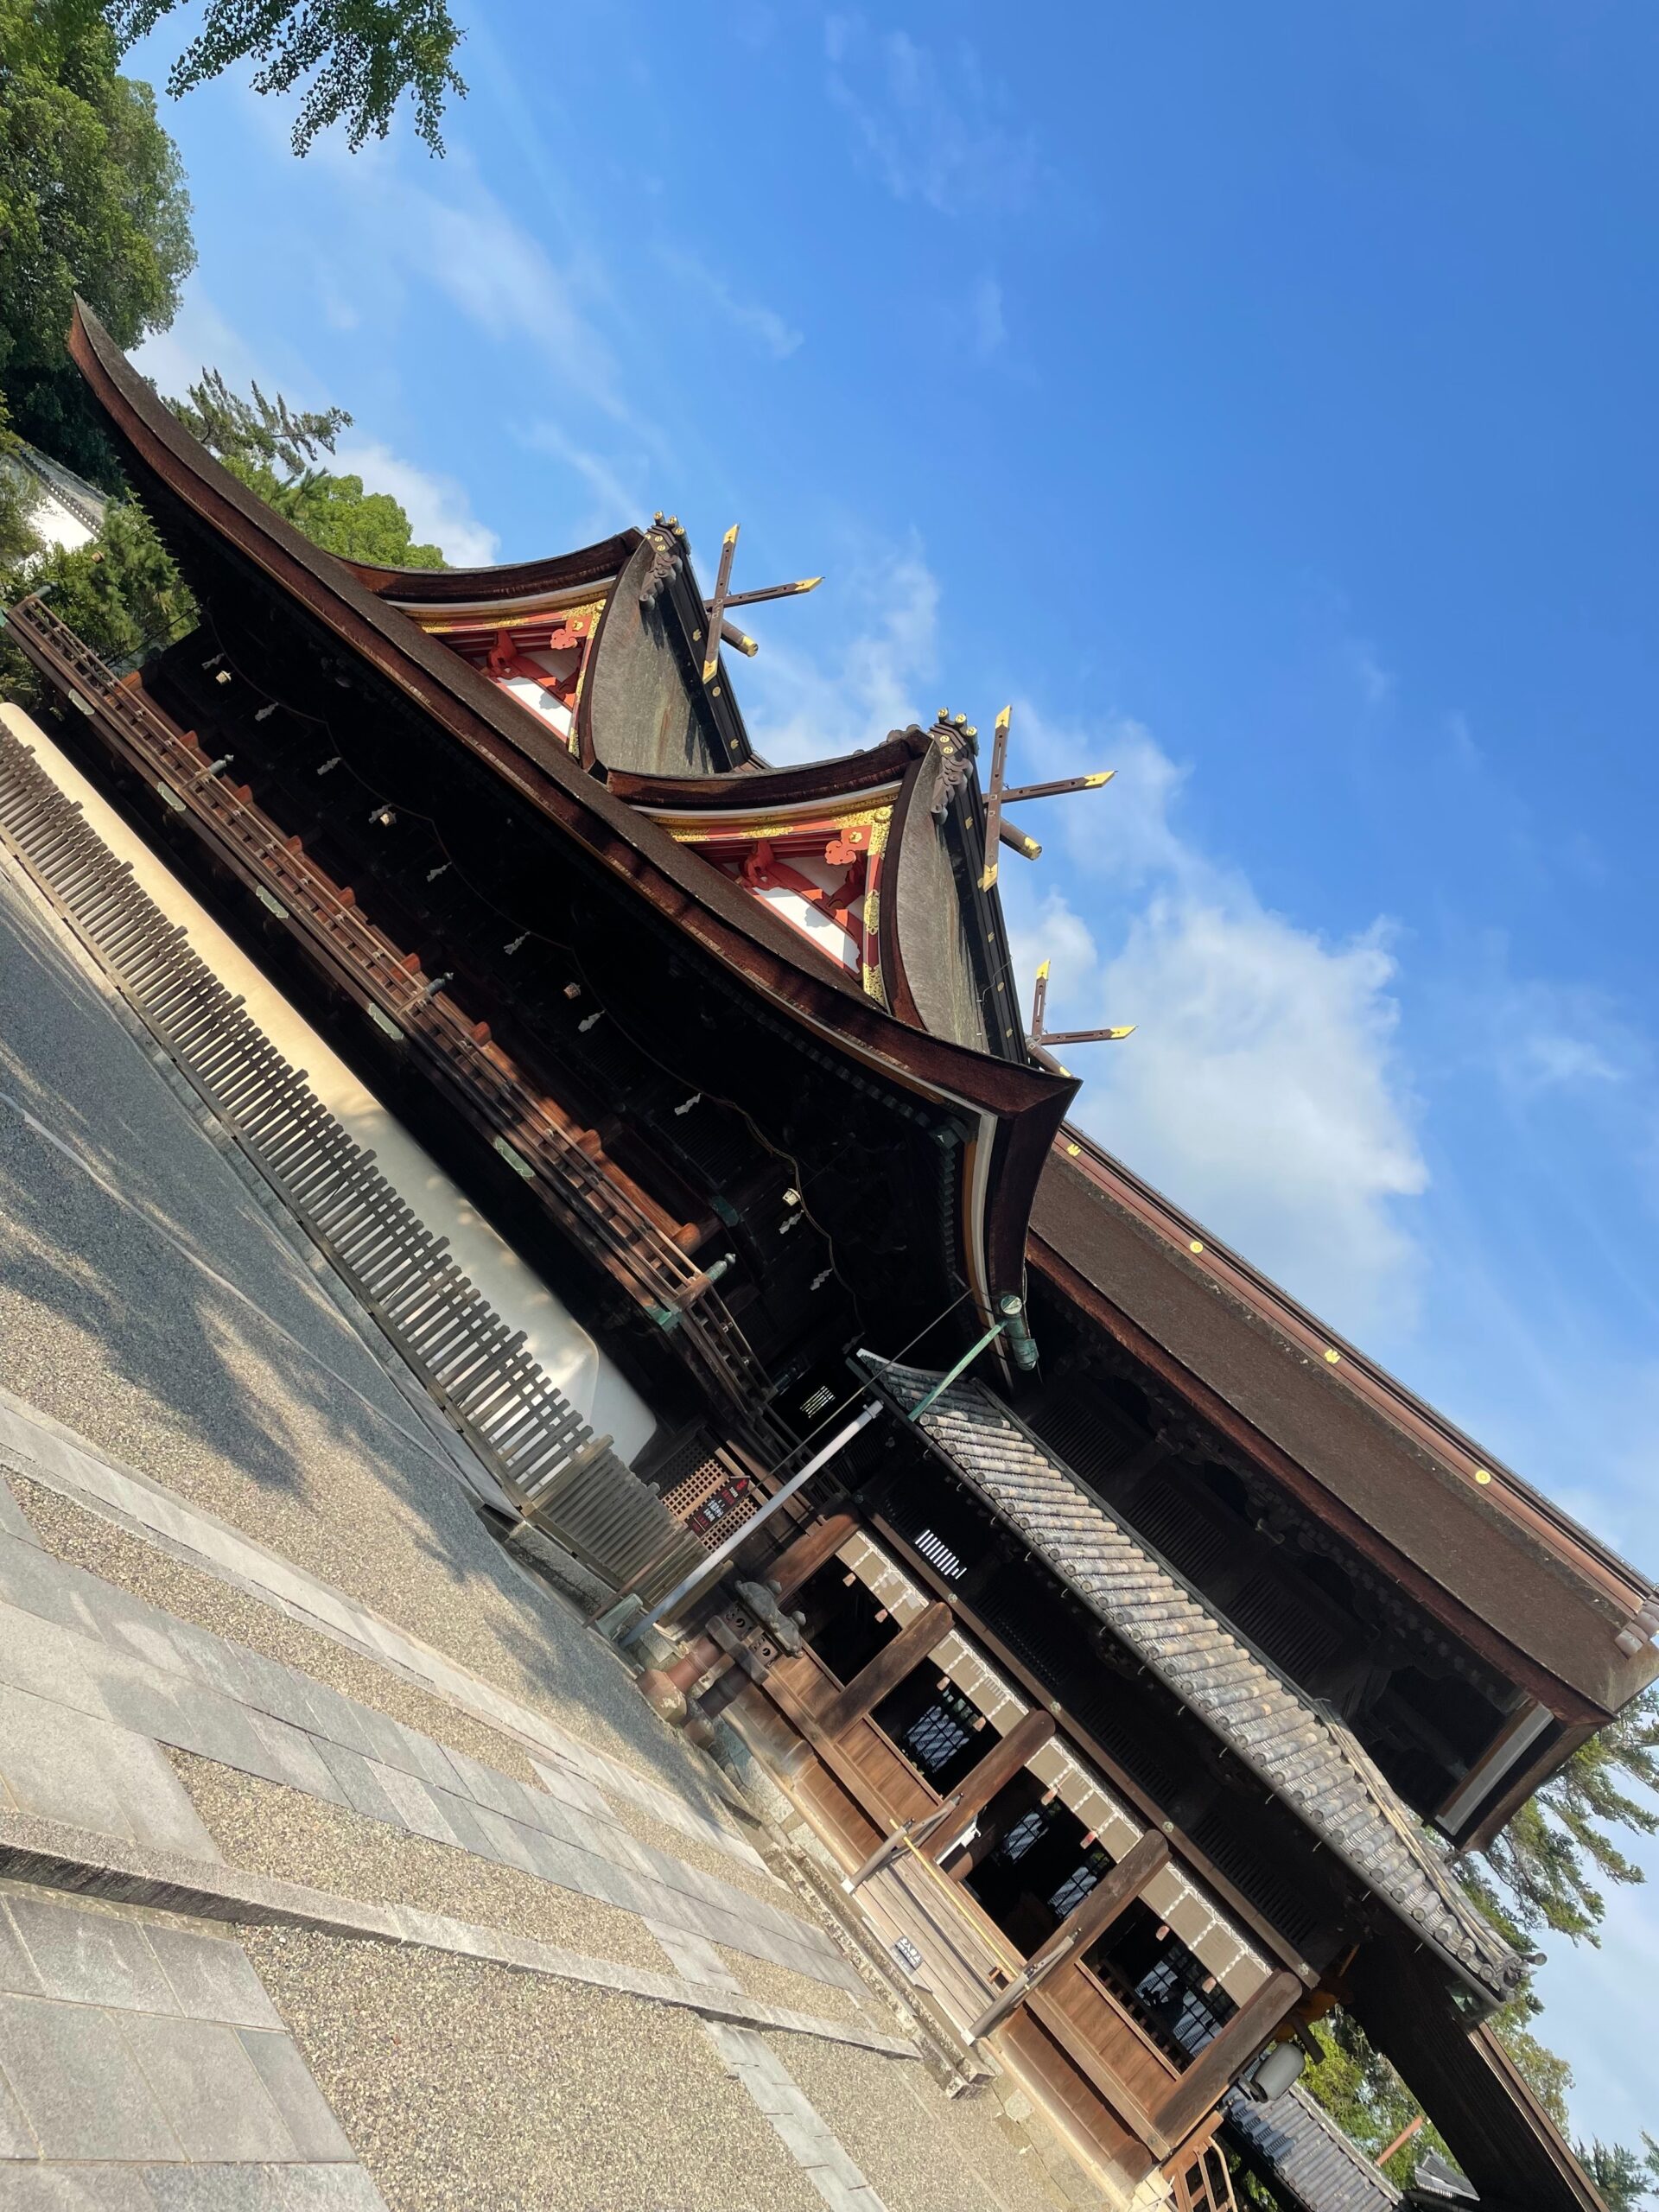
1048;1862;1100;1918
1046;1834;1116;1920
662;1456;760;1552
904;1693;973;1777
1171;2143;1237;2212
995;1810;1046;1865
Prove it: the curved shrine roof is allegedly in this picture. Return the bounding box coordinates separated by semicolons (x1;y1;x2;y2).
66;300;1073;1341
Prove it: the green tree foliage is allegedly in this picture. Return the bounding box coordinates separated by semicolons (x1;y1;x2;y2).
0;497;194;708
1;372;442;712
1299;2013;1451;2188
174;370;443;567
1576;2136;1659;2211
105;0;465;153
1478;1687;1659;1946
0;397;46;570
0;0;194;480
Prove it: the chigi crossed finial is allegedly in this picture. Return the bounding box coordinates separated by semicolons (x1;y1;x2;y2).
677;517;821;686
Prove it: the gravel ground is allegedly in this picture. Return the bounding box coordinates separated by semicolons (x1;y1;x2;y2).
601;1795;791;1910
708;1941;868;2023
242;1922;823;2211
170;1751;671;1972
0;868;758;1834
12;1476;542;1783
771;2032;1072;2212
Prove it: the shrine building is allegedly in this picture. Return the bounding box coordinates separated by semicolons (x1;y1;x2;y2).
6;300;1655;2212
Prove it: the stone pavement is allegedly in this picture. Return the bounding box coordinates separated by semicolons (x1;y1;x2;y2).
0;850;1076;2207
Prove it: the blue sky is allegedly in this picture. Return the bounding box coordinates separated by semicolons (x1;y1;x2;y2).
126;0;1659;2146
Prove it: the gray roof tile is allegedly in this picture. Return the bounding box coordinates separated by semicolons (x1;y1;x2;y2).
1227;2082;1403;2212
867;1357;1522;2005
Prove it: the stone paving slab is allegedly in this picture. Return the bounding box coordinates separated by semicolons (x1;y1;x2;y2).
0;1689;218;1863
0;1389;761;1875
0;1885;385;2201
0;2165;390;2208
0;1529;851;1987
0;1808;915;2060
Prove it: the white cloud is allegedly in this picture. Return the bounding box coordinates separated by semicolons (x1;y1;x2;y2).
331;440;499;567
824;16;1044;215
1345;635;1395;706
659;251;804;361
1471;960;1651;1103
1001;706;1427;1335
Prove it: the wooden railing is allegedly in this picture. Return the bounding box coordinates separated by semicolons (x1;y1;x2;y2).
0;707;715;1603
3;596;785;1449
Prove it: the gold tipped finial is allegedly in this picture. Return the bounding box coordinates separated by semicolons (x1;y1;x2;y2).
1035;959;1051;982
995;704;1012;735
1085;771;1115;788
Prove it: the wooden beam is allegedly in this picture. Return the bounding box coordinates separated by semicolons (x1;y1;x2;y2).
920;1705;1057;1861
1150;1969;1302;2153
701;524;740;685
763;1510;861;1600
979;706;1012;891
1035;1829;1170;1969
817;1599;953;1739
713;577;822;610
967;1830;1169;2041
1001;771;1115;804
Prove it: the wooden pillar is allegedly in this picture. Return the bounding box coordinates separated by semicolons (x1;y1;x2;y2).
967;1830;1170;2044
1036;1830;1170;1967
920;1705;1057;1861
816;1600;953;1739
764;1510;860;1600
1150;1968;1302;2153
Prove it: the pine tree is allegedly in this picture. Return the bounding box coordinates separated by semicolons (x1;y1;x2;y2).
1478;1686;1659;1944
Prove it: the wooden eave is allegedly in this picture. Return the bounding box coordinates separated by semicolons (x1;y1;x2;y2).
344;532;640;607
1032;1128;1659;1719
605;731;931;810
613;737;931;1031
68;301;1073;1332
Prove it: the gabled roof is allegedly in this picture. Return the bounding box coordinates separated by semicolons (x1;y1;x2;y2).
1225;2082;1402;2212
863;1357;1525;2006
64;300;1073;1343
1033;1128;1659;1721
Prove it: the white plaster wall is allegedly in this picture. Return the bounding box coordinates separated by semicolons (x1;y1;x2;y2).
0;704;656;1462
26;486;99;556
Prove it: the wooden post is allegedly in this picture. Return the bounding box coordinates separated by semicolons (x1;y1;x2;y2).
816;1600;953;1739
920;1706;1057;1861
1150;1969;1302;2153
1035;1830;1170;1967
966;1830;1170;2042
764;1510;860;1600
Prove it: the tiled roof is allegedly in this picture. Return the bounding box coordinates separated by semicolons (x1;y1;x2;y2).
1225;2083;1403;2212
864;1357;1524;2005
